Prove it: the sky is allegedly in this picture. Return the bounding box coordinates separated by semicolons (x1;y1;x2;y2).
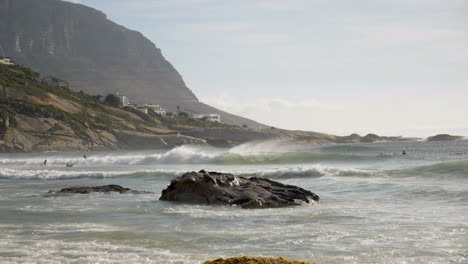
64;0;467;137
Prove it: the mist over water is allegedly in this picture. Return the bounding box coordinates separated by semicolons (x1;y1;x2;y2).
0;140;467;263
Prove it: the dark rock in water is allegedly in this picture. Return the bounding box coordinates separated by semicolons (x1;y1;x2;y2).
47;184;152;195
160;170;320;209
203;256;315;264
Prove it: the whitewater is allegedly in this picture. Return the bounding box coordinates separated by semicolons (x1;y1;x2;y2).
0;140;467;263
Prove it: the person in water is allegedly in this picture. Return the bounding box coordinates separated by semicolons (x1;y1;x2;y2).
42;159;47;166
402;150;407;155
66;163;74;167
83;154;87;159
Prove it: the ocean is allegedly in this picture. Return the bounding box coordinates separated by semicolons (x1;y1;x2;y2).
0;140;467;264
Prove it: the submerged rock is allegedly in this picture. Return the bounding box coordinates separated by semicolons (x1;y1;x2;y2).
160;170;319;209
203;256;315;264
47;184;152;195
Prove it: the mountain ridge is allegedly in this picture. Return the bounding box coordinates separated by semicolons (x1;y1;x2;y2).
0;0;265;128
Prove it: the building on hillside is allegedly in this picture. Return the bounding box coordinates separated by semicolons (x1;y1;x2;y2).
135;104;166;116
195;113;221;123
118;95;129;107
146;104;166;116
0;57;14;65
136;105;148;114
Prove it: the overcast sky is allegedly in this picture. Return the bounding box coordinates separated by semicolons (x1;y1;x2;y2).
65;0;467;137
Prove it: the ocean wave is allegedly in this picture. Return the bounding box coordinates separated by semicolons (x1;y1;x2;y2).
6;159;465;182
0;145;225;166
0;165;374;181
0;168;183;180
392;159;468;178
0;142;375;167
319;144;378;152
219;151;366;165
235;166;374;179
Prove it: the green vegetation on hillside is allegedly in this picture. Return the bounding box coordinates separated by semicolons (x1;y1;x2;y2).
0;63;237;147
150;111;233;129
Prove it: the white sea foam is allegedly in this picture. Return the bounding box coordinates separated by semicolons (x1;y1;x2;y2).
0;167;186;180
0;238;199;264
0;168;130;180
241;165;375;178
0;141;341;166
0;164;375;181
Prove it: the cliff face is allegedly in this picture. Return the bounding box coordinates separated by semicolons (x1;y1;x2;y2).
0;0;265;128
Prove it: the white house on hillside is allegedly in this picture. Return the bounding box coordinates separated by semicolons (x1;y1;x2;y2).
118;95;129;107
146;104;166;116
113;92;166;116
136;105;148;114
0;57;14;65
195;114;221;123
136;104;166;116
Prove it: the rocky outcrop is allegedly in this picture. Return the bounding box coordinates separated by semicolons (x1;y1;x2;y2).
160;170;320;209
47;184;152;195
203;256;315;264
336;133;416;143
427;134;464;141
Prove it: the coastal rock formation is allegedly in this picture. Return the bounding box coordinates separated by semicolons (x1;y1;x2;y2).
427;134;464;141
47;184;152;195
160;170;319;209
203;256;315;264
336;133;415;143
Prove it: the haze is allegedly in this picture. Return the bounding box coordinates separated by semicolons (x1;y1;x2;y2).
65;0;467;137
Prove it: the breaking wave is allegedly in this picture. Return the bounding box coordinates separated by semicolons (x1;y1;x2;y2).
0;165;376;181
393;159;468;178
0;142;373;166
1;141;466;180
0;168;183;180
1;159;466;181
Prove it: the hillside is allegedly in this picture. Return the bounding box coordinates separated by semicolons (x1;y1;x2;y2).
0;63;232;152
0;0;265;128
426;134;465;141
1;63;414;152
1;63;362;152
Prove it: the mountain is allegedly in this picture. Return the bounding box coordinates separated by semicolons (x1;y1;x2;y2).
0;0;265;128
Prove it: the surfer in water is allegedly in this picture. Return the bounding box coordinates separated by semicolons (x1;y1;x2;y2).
83;154;87;159
402;150;407;155
65;163;74;167
42;159;47;166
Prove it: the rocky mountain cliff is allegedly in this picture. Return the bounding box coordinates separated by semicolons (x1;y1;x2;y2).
0;0;265;128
